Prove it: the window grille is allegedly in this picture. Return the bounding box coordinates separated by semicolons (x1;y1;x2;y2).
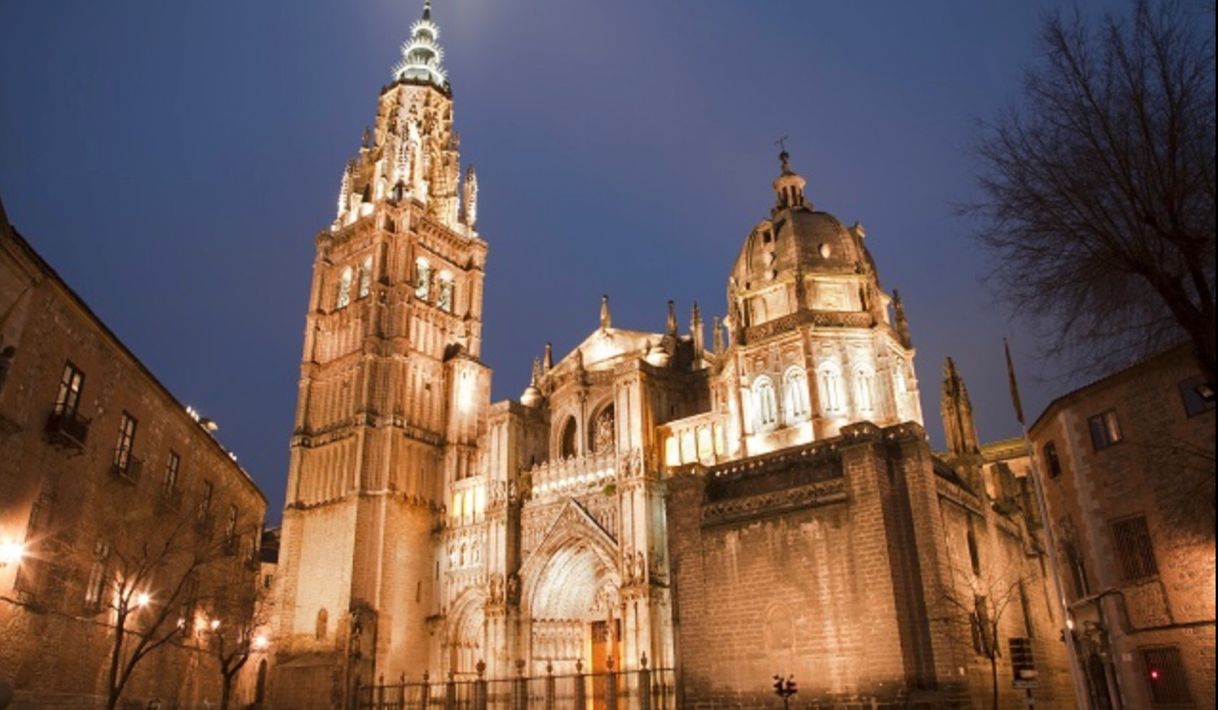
1141;646;1192;704
1112;515;1158;581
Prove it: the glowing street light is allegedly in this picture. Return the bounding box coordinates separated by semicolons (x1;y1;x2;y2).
134;592;152;608
0;539;25;567
252;634;270;650
210;619;221;631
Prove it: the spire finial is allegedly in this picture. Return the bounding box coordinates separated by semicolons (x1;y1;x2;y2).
775;135;791;174
599;295;612;330
422;0;432;21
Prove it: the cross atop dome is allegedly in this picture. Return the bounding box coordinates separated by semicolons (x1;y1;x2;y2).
393;0;449;90
771;145;809;214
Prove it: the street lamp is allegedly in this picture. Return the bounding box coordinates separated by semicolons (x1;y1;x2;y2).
252;633;270;651
134;592;152;608
0;538;25;567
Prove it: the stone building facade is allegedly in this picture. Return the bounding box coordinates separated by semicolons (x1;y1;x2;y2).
0;199;268;707
268;3;1073;707
1030;344;1216;709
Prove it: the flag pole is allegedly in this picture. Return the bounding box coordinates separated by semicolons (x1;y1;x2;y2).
1005;338;1090;709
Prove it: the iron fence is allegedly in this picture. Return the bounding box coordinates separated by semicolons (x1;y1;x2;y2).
357;665;676;710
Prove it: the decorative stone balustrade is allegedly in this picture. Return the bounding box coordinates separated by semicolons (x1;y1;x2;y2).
527;450;617;498
660;411;729;470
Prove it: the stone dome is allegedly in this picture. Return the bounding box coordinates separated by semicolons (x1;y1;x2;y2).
730;208;871;290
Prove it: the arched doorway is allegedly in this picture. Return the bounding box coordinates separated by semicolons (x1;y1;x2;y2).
254;659;267;705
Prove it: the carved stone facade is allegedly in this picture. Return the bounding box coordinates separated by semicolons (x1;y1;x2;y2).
268;4;1072;707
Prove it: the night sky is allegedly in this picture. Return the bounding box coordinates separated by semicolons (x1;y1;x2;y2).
0;1;1128;521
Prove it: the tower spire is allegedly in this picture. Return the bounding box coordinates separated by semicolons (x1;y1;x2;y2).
599;295;612;330
393;0;448;90
771;146;809;215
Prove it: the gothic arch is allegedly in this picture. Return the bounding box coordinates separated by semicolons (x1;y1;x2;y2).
587;399;615;454
520;500;621;622
446;587;486;674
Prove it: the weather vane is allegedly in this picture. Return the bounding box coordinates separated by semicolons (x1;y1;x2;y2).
774;135;789;153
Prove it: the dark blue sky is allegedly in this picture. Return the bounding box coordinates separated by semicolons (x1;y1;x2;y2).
1;1;1127;519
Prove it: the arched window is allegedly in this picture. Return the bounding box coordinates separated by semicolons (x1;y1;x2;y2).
752;376;778;431
437;271;454;312
854;366;876;414
818;362;845;414
414;258;431;301
315;608;328;640
357;255;373;298
783;367;811;425
560;416;578;458
336;267;353;309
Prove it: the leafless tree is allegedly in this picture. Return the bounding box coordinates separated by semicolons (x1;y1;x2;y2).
202;558;272;710
85;508;261;710
966;0;1215;383
933;555;1035;710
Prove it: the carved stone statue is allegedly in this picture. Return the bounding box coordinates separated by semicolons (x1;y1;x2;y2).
592;408;615;454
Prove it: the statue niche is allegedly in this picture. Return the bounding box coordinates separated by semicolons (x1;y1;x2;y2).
590;405;615;454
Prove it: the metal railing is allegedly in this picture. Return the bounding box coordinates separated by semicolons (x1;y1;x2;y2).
45;405;90;449
358;659;675;710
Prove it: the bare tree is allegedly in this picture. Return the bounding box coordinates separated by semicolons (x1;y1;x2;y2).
202;556;271;710
85;508;262;710
933;555;1036;710
966;0;1215;383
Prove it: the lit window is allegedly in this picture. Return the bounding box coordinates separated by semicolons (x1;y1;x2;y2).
665;435;680;467
336;267;353;309
818;362;845;414
55;361;85;416
783;367;810;425
414;258;431;301
854;366;875;414
114;413;137;470
752;376;778;431
357;256;373;299
163;451;180;494
1087;410;1122;450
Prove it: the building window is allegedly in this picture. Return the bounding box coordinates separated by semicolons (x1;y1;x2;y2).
437;271;454;312
1178;376;1215;417
414;258;431;301
1043;441;1062;479
818;362;845;414
83;540;111;611
55;361;85;415
854;366;876;414
336;266;353;309
1141;646;1192;704
163;452;180;494
1063;536;1090;599
752;376;778;431
225;504;238;544
179;577;198;637
1112;515;1158;582
783;367;810;425
357;255;373;299
199;480;214;521
560;416;578;458
114;413;137;470
1087;410;1122;449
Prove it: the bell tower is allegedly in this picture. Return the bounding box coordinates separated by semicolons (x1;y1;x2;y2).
272;1;490;702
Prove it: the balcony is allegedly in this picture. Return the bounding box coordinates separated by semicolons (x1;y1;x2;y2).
45;406;90;451
110;455;143;484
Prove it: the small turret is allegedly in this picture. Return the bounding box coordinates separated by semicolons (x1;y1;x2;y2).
771;149;810;216
690;302;704;358
892;289;912;347
462;165;478;229
712;316;724;356
665;300;678;338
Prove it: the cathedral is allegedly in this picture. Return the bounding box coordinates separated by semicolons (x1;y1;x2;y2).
270;3;1070;707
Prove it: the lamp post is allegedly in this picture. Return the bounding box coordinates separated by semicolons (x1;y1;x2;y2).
772;674;797;709
0;538;25;567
